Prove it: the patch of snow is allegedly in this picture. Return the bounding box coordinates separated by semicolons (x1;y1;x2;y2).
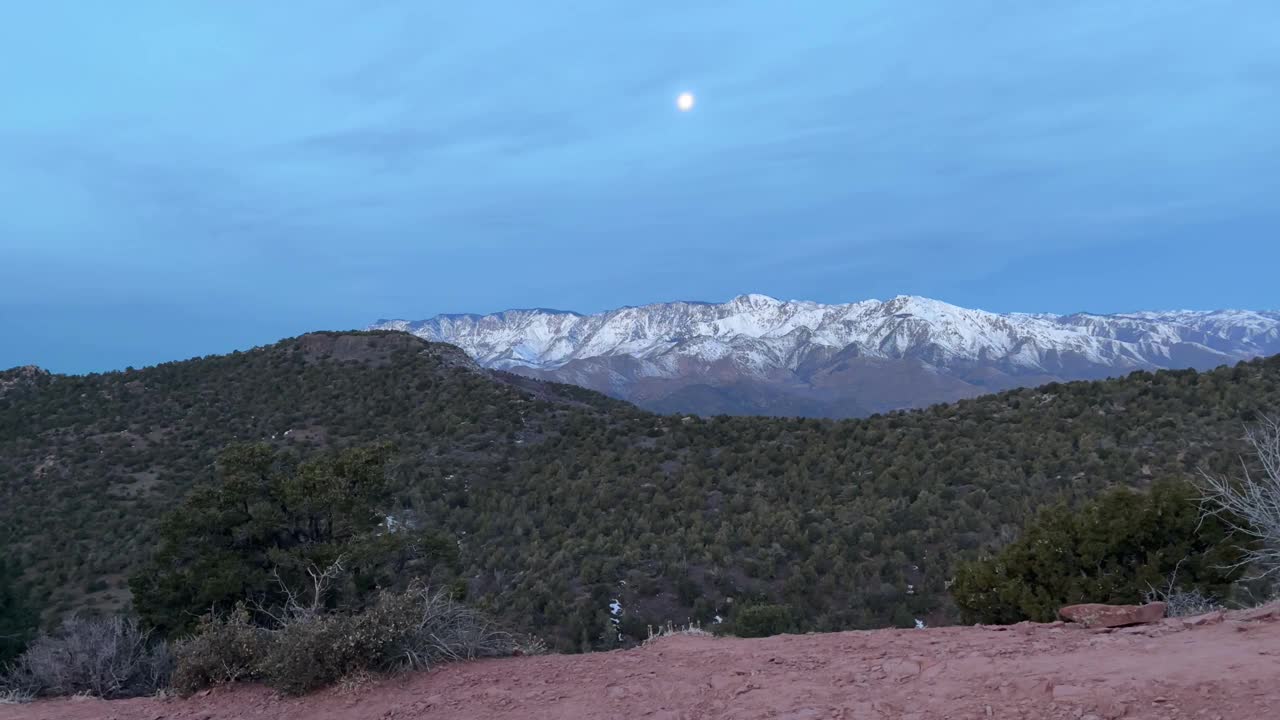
371;296;1280;378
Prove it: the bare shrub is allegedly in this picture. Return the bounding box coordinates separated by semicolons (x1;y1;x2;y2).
378;585;518;672
1158;588;1222;617
174;582;524;696
1142;579;1223;617
643;621;712;645
255;557;347;626
1194;415;1280;578
0;687;35;704
1140;559;1225;617
1;616;172;699
515;636;549;657
335;668;376;694
255;586;520;695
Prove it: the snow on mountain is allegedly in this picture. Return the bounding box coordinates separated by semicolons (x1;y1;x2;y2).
372;294;1280;379
371;295;1280;417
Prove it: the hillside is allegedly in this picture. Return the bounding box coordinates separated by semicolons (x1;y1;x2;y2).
2;331;1279;651
372;294;1280;417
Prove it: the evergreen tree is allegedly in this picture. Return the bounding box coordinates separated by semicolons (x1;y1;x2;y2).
130;443;457;636
731;603;794;638
950;480;1246;624
0;551;37;667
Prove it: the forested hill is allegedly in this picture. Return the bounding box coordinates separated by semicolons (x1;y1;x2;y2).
3;331;1279;650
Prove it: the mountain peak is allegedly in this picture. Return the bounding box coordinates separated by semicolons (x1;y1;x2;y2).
294;330;477;370
1;364;49;376
882;294;953;312
368;295;1280;416
729;293;783;306
0;364;51;397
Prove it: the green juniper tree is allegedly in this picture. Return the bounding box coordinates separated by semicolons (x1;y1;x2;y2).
0;551;37;667
130;443;457;636
950;480;1246;624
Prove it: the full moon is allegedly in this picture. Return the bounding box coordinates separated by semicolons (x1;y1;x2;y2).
676;92;695;112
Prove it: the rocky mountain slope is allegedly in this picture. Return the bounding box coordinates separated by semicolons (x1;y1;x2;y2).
373;295;1280;417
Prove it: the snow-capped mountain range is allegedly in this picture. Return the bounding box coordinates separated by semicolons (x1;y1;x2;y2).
371;295;1280;417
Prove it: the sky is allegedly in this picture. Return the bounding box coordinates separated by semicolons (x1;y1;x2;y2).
2;1;1278;373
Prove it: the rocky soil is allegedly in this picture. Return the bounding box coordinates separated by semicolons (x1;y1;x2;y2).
4;604;1277;720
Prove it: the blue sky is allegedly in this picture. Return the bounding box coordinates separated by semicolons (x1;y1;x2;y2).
2;1;1278;373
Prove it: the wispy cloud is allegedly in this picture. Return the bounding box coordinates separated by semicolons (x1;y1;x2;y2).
1;0;1278;372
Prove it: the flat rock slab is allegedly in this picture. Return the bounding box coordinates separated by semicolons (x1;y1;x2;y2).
1059;602;1167;628
1232;604;1280;622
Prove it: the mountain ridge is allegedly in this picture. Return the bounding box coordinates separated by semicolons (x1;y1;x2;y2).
4;329;1280;650
371;294;1280;417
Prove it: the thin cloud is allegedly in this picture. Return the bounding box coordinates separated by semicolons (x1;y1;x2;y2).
1;1;1278;372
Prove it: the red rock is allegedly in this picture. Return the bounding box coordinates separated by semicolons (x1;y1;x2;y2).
1182;610;1225;627
1230;603;1280;623
1059;602;1167;628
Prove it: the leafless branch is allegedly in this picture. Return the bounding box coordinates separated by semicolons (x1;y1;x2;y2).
1193;415;1280;578
253;555;347;625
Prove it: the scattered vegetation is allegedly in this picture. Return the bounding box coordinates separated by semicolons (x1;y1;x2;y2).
120;439;521;696
172;584;519;696
0;616;172;700
949;480;1245;624
2;332;1279;651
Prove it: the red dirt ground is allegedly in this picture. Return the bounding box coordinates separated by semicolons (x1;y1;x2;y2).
4;605;1277;720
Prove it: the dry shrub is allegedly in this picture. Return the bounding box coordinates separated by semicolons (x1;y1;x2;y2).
643;621;712;645
260;586;519;694
1143;583;1224;617
173;585;522;696
1141;560;1226;618
0;687;35;704
1164;588;1223;617
376;586;518;672
1;616;172;699
170;606;270;695
255;614;360;695
515;635;549;657
335;668;376;694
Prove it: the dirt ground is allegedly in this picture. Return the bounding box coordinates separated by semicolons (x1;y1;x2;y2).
4;604;1277;720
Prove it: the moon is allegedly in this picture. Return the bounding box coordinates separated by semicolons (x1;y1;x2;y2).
676;92;695;112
